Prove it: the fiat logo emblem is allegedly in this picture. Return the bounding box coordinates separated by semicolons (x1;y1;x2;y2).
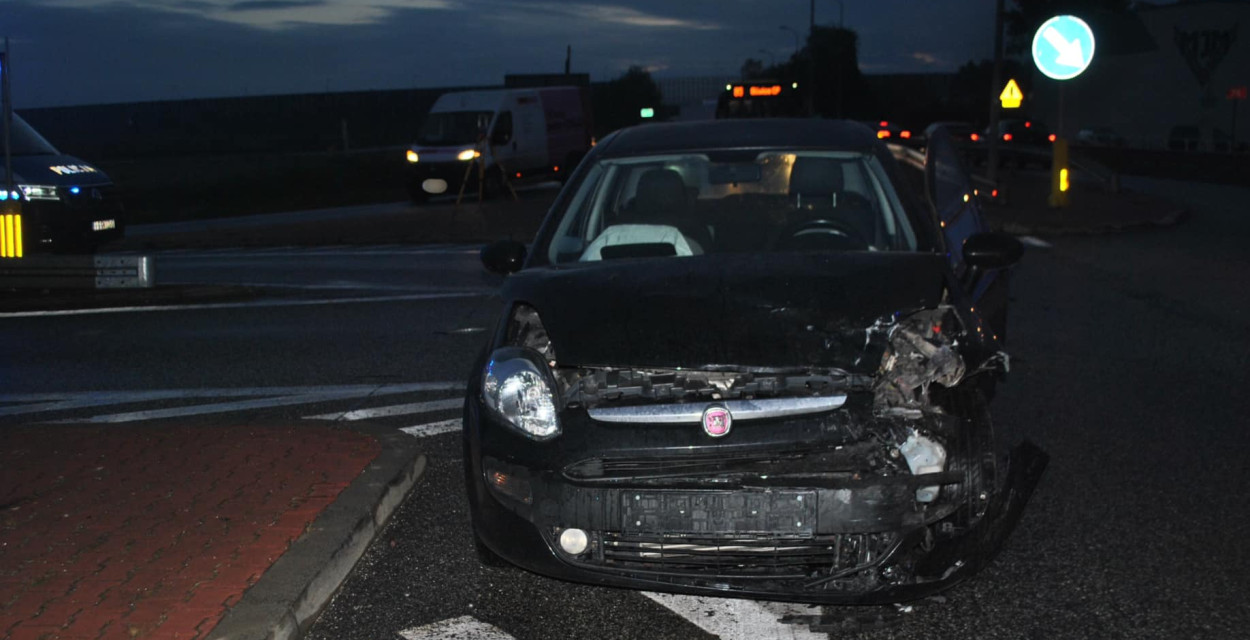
701;405;732;438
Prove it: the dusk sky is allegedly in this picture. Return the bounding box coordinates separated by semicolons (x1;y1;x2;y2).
0;1;1136;108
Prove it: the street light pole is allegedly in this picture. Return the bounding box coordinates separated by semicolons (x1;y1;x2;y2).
807;0;815;116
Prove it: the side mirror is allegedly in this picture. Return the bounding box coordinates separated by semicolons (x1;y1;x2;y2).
481;240;527;275
963;232;1023;269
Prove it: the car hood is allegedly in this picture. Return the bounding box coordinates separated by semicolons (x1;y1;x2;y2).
501;252;948;372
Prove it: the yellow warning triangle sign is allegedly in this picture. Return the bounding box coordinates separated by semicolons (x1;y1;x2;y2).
1000;79;1023;109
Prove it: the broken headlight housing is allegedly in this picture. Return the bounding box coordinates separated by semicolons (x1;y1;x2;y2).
482;347;560;440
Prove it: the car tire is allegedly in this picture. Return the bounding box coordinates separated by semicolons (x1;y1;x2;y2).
472;522;508;568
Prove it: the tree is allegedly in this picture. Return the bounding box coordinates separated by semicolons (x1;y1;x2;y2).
591;66;663;135
740;58;766;80
807;26;873;118
733;25;875;118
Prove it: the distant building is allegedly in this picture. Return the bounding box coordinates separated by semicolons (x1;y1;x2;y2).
655;76;739;121
1029;1;1250;149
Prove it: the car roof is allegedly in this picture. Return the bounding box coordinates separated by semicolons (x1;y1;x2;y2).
598;119;879;158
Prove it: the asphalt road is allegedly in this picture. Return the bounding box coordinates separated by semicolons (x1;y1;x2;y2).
3;177;1248;639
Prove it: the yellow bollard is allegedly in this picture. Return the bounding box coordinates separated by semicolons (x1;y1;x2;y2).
1049;138;1069;208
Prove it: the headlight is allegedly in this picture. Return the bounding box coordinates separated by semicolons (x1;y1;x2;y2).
457;148;481;161
406;150;420;163
19;185;59;201
482;349;560;440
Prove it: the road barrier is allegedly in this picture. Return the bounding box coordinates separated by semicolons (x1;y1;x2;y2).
0;255;154;289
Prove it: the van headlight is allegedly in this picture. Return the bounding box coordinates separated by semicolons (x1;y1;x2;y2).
457;148;481;161
482;348;560;440
406;150;419;163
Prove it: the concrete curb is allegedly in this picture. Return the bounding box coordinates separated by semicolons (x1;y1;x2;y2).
205;425;425;640
991;207;1189;236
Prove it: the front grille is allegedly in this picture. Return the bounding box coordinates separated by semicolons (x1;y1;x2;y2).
564;368;866;407
585;531;899;580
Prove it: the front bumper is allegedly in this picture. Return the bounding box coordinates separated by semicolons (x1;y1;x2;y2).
22;185;125;251
407;161;476;196
464;395;1048;604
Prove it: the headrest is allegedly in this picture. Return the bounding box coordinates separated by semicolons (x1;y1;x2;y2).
633;169;688;214
788;157;844;198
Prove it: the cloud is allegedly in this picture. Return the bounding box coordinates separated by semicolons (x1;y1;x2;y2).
911;52;943;65
229;0;326;11
40;0;456;29
522;3;721;30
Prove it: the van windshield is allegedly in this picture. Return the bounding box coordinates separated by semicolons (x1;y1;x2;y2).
8;115;61;156
416;111;493;146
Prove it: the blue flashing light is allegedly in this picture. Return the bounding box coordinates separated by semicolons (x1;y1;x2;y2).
70;186;81;195
0;191;8;201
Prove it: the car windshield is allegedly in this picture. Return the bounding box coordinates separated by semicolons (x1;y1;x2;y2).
8;114;61;156
415;111;492;146
544;150;918;264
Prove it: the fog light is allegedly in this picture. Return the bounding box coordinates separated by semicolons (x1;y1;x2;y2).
558;528;589;555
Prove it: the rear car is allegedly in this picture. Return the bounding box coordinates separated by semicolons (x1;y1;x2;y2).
983;119;1054;168
464;119;1045;604
3;114;124;253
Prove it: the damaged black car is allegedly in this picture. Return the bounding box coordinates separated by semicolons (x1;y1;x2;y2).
464;119;1047;604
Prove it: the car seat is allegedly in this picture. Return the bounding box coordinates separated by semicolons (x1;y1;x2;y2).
788;157;878;246
581;169;708;260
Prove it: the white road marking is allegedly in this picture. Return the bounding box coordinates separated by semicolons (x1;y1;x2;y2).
399;616;515;640
0;382;464;421
642;592;824;640
160;281;487;293
0;291;488;319
1017;235;1053;249
305;398;462;422
51;391;377;424
150;245;482;259
400;418;463;438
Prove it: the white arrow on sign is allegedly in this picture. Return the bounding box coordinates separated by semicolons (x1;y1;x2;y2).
1042;26;1085;67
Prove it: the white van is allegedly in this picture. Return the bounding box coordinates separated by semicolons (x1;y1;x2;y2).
404;87;592;202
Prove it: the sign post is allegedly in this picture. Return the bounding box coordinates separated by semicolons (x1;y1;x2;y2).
0;37;22;259
1032;15;1095;208
1229;86;1247;150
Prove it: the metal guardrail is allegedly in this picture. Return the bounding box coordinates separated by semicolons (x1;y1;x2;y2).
0;255;154;289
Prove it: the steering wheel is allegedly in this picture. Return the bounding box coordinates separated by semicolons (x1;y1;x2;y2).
770;218;869;251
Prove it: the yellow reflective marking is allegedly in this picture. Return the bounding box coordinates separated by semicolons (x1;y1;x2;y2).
13;214;22;258
0;215;8;257
1059;168;1070;192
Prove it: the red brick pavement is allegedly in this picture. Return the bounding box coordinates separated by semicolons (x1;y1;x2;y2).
0;425;380;640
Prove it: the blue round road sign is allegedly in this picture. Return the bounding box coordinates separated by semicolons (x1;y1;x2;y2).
1032;15;1095;81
